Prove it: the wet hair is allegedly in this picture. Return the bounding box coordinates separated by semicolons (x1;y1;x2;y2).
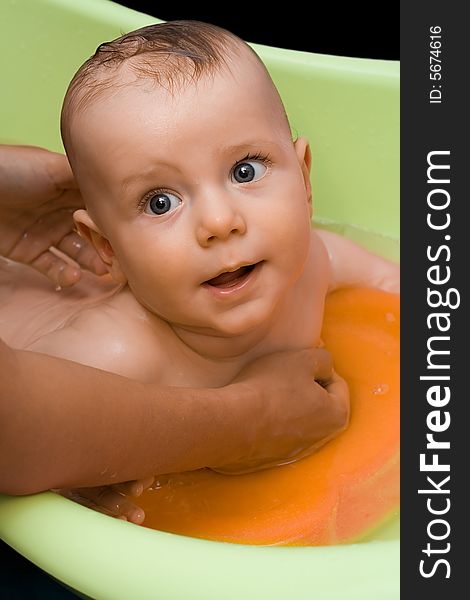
60;20;271;153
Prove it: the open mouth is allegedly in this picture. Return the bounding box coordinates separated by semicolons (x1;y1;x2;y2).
204;263;260;289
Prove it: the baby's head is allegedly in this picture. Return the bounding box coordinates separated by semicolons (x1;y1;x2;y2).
62;21;314;336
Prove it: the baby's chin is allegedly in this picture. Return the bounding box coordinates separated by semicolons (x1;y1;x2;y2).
125;287;278;340
204;297;278;337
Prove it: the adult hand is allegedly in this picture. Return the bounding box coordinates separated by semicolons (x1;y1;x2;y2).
0;144;107;287
213;347;349;474
68;348;349;514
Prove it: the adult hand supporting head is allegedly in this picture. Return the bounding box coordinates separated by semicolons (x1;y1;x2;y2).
0;144;107;287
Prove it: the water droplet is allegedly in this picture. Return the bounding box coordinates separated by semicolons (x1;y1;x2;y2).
72;240;83;249
372;384;389;396
385;312;396;322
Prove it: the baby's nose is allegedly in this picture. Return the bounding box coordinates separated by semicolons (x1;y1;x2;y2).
195;197;247;247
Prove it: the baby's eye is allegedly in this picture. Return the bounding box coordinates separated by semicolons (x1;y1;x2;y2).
231;161;267;184
143;191;181;216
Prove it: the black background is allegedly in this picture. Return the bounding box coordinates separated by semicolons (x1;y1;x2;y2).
115;1;399;60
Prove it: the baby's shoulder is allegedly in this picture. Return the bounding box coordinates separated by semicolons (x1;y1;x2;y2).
25;293;168;383
304;228;331;292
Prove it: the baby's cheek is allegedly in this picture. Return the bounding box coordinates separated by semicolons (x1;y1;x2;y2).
279;189;311;225
276;207;311;250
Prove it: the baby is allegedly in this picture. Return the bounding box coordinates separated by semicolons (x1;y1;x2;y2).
0;21;398;518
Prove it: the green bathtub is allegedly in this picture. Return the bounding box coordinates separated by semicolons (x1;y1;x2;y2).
0;1;399;598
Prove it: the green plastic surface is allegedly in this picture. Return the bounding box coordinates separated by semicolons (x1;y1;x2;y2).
0;1;399;598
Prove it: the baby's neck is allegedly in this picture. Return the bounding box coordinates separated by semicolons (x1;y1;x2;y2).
111;283;293;365
168;317;278;362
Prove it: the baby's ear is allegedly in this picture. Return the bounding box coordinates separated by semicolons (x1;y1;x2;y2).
73;209;127;284
294;137;313;214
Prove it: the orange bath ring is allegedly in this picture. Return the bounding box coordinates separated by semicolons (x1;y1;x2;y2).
137;287;400;546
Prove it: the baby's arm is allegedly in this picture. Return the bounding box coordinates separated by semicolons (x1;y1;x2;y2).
315;229;400;294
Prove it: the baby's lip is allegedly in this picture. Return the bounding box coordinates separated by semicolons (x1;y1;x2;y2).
202;261;262;286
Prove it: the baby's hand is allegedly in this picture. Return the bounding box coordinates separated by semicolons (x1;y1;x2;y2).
56;476;154;524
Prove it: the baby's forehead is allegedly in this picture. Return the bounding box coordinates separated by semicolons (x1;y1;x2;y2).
65;43;291;172
74;39;274;114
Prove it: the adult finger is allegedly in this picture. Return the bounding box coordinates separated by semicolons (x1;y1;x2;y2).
323;370;350;425
30;247;81;288
309;348;333;384
6;209;75;265
56;231;108;276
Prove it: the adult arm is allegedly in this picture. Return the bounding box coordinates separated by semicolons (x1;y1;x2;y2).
0;339;348;495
